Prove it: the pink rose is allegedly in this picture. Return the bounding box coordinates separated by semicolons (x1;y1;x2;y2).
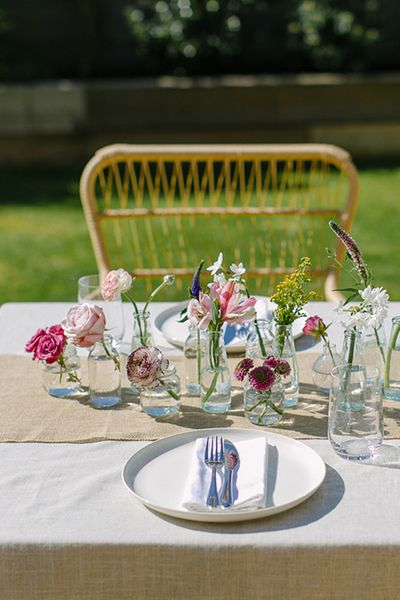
62;303;106;348
36;331;65;364
25;328;47;359
187;292;212;329
302;316;327;340
101;268;132;301
126;346;167;388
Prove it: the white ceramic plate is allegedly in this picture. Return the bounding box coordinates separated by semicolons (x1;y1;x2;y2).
122;428;326;523
154;299;308;353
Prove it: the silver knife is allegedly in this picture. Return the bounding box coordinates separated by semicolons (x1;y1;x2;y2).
220;439;239;508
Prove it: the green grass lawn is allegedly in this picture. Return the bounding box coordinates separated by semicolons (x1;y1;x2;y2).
0;165;399;302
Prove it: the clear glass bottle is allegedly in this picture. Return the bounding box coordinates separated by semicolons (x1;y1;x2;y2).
245;318;275;360
183;324;204;396
201;329;231;413
131;310;153;350
312;342;341;394
384;316;400;400
88;335;121;408
244;376;284;426
140;364;181;417
341;328;364;366
276;323;299;408
363;325;386;379
41;344;84;399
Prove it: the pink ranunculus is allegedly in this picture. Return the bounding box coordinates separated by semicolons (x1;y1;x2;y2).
187;292;212;329
101;268;132;301
25;328;47;358
302;315;327;339
62;303;106;348
216;280;257;325
35;330;65;364
126;346;165;388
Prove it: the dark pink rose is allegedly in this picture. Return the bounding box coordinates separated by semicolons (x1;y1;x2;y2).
35;331;65;364
62;303;106;348
303;315;327;338
25;328;47;359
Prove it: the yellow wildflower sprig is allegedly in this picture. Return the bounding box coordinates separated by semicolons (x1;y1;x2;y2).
271;257;317;327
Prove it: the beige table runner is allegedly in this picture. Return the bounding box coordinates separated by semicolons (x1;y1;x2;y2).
1;354;399;442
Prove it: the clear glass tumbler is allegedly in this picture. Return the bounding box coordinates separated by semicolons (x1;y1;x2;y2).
78;274;124;342
328;364;383;461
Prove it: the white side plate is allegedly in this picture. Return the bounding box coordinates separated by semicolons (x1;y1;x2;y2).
122;428;326;523
154;299;307;353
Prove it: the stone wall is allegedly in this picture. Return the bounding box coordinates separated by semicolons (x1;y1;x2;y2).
1;73;400;166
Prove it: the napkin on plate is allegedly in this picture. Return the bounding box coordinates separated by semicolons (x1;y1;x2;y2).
181;436;269;511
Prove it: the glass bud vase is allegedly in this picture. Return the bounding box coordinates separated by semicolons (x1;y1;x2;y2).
341;328;364;366
41;344;83;399
363;325;386;380
245;318;275;360
140;364;181;418
276;324;299;408
244;377;284;426
312;343;341;394
201;329;231;413
183;324;204;396
88;335;121;409
384;316;400;401
131;311;153;350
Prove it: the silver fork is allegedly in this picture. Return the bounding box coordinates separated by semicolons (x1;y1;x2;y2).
204;436;224;508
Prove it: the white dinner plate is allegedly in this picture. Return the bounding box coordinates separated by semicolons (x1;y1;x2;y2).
122;428;326;523
154;299;308;353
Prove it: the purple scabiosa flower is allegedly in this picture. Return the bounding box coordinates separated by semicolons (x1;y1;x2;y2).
234;358;254;381
248;365;276;391
264;355;278;369
329;221;369;285
274;358;291;377
189;259;204;300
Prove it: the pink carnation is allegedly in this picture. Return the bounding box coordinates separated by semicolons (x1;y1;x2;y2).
234;358;254;381
126;346;167;388
62;303;106;348
248;365;276;391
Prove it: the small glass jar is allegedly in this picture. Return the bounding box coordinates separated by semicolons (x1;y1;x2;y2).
276;323;299;408
41;344;84;399
132;311;153;350
201;329;231;414
384;316;400;400
140;364;181;417
245;318;275;360
88;335;121;409
312;343;342;394
183;324;204;396
244;377;284;426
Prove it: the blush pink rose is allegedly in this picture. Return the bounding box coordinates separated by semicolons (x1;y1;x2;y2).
101;269;132;301
187;292;212;329
62;303;106;348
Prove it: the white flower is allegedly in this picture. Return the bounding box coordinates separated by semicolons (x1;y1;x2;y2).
206;252;223;276
359;285;389;328
229;262;246;280
116;268;133;293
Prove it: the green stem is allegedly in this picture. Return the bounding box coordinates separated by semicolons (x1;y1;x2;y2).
202;371;219;404
384;321;400;388
196;328;202;385
101;338;120;371
254;319;267;358
157;378;180;401
322;334;336;366
123;291;147;345
347;329;356;365
143;280;168;315
374;326;386;365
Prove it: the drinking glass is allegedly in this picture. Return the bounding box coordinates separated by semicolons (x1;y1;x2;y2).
78;274;124;342
328;364;383;461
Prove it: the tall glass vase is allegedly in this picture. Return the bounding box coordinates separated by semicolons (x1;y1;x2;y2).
276;324;299;408
183;324;204;396
245;318;275;360
201;329;231;414
88;335;121;408
341;328;364;366
363;325;386;380
384;316;400;400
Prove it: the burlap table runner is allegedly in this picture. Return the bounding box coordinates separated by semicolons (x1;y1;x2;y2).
1;354;399;442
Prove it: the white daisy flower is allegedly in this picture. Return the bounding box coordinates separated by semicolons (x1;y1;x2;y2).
206;252;223;276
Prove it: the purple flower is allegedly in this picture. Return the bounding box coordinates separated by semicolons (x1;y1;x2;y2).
126;346;167;388
274;358;291;377
264;355;278;369
190;259;204;300
248;365;276;391
234;358;254;381
329;221;369;284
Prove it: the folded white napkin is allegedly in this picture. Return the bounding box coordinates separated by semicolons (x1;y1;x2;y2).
181;436;268;511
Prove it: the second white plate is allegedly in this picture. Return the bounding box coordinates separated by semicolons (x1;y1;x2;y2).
154;299;307;353
122;428;326;523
